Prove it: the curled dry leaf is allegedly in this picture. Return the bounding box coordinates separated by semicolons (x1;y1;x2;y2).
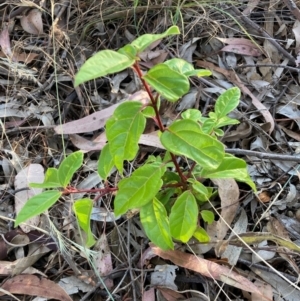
0;274;72;301
20;9;43;35
151;245;271;301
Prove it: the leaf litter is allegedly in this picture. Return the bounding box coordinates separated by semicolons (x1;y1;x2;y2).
1;0;300;300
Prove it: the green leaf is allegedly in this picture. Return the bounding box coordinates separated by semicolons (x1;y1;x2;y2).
181;109;202;122
73;199;96;248
161;119;225;170
143;64;190;102
185;69;212;77
106;101;146;174
214;129;224;136
169;191;198;243
74;50;135;86
114;163;166;215
58;151;84;188
156;188;176;209
215;87;240;118
215;116;240;128
163;58;194;75
131;25;180;53
193;227;210;243
142;106;156;118
162;171;181;184
98;144;115;179
117;44;138;59
200;154;256;191
30;168;60;188
201;210;214;224
140;198;173;250
15;190;62;227
190;180;209;201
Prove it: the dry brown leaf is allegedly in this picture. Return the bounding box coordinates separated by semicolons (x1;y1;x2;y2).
278;124;300;141
217;37;263;56
20;9;43;35
0;26;12;58
158;287;184;301
151;246;271;301
223;122;252;142
0;275;72;301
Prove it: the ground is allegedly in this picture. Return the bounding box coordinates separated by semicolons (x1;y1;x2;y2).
1;1;300;300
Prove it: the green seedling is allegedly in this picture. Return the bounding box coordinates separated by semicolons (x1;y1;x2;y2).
15;26;256;250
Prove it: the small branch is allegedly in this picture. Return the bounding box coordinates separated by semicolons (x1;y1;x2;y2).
63;187;117;196
227;149;300;162
235;64;300;73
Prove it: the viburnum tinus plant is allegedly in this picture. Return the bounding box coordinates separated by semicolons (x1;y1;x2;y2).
15;26;256;250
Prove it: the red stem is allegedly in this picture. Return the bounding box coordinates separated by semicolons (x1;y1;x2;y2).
133;61;187;186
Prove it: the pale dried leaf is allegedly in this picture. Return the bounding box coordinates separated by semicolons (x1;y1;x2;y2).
69;134;106;151
93;234;113;289
151;265;178;291
209;179;239;241
14;164;44;233
0;260;45;276
221;209;248;265
20;9;43;35
221;44;261;56
293;20;300;51
251;281;273;301
58;276;94;294
143;288;155;301
252;240;275;264
90;207;121;222
217;37;262;56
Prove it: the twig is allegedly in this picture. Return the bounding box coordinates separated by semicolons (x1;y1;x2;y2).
235;64;300;73
227;148;300;162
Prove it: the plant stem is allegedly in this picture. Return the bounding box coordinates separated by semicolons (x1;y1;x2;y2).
63;187;117;195
133;62;187;186
133;62;164;131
